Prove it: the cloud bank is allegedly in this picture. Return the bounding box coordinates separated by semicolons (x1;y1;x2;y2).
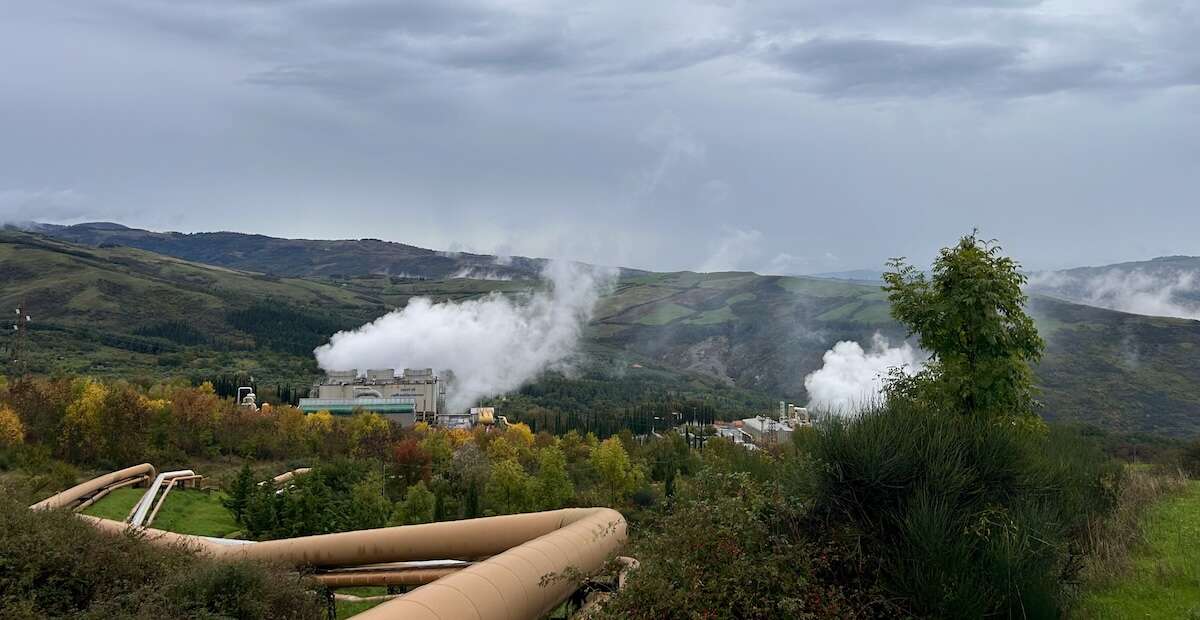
315;261;615;411
1029;269;1200;321
803;333;925;414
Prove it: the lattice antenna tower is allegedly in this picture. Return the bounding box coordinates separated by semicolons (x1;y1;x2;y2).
10;302;31;375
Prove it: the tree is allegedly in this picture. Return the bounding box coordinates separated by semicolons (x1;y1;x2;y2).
390;438;432;489
421;429;454;467
304;410;335;455
348;412;390;459
883;232;1044;418
60;379;106;463
96;383;152;466
0;404;25;447
531;446;574;510
6;377;70;448
224;463;256;523
243;482;279;539
592;437;641;506
273;406;307;455
170;382;223;454
346;471;391;530
452;443;490;519
485;459;532;515
391;481;436;525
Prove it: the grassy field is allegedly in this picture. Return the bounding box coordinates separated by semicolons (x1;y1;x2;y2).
1075;481;1200;618
335;587;389;619
83;486;241;538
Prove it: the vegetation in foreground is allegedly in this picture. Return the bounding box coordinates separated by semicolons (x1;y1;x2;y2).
0;490;321;619
1075;480;1200;618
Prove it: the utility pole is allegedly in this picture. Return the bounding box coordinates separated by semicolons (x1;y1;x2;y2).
8;302;31;376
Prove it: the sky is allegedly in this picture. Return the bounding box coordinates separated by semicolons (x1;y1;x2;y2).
1;0;1198;274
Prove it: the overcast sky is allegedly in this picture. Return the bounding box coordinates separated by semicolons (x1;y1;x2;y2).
2;0;1198;274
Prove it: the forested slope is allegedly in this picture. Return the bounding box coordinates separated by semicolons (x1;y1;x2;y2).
5;231;1200;435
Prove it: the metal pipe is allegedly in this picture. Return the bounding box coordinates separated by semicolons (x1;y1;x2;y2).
333;593;402;603
129;470;194;527
145;474;205;526
355;507;627;619
313;567;464;588
40;468;628;620
74;475;149;512
145;478;180;527
264;467;312;487
30;463;157;511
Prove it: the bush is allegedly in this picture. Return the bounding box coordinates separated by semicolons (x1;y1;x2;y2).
1182;439;1200;478
600;471;839;619
812;402;1120;618
0;490;322;619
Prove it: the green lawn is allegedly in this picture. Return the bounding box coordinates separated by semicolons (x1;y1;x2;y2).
336;587;389;619
1075;481;1200;619
83;487;241;538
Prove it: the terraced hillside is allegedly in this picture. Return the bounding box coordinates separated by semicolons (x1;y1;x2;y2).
4;231;1200;435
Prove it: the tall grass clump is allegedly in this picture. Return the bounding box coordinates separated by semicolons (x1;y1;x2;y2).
1077;465;1190;587
813;401;1121;619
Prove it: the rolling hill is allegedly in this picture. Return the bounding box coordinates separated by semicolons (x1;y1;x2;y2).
1028;256;1200;320
25;221;553;281
4;228;1200;436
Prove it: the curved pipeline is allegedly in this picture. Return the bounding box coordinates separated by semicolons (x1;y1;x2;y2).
145;474;202;527
130;470;194;527
266;467;312;487
36;467;628;620
31;463;157;511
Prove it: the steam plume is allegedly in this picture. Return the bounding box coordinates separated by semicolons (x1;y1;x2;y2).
315;262;615;411
1029;269;1200;320
803;333;924;414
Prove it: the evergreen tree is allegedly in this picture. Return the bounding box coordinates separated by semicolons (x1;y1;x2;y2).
223;463;256;523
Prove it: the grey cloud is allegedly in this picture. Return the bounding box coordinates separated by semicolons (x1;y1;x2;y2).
769;38;1019;96
0;189;90;223
3;0;1200;276
419;26;581;74
616;37;747;74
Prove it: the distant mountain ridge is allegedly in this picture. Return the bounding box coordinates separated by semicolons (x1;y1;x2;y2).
1028;255;1200;321
21;221;554;281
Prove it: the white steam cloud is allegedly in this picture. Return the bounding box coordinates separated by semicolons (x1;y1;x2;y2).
803;333;925;414
315;261;615;411
1029;269;1200;321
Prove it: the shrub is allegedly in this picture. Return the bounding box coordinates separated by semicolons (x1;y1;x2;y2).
1182;439;1200;478
601;472;837;619
0;490;322;619
813;402;1120;618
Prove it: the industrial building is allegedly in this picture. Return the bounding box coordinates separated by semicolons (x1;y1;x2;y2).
740;402;812;445
298;368;445;424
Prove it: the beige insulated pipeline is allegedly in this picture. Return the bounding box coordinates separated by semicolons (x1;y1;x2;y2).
354;507;626;620
37;468;628;620
268;467;312;486
130;469;195;526
31;463;157;511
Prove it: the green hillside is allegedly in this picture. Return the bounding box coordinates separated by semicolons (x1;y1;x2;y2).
30;221;554;280
4;231;1200;435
